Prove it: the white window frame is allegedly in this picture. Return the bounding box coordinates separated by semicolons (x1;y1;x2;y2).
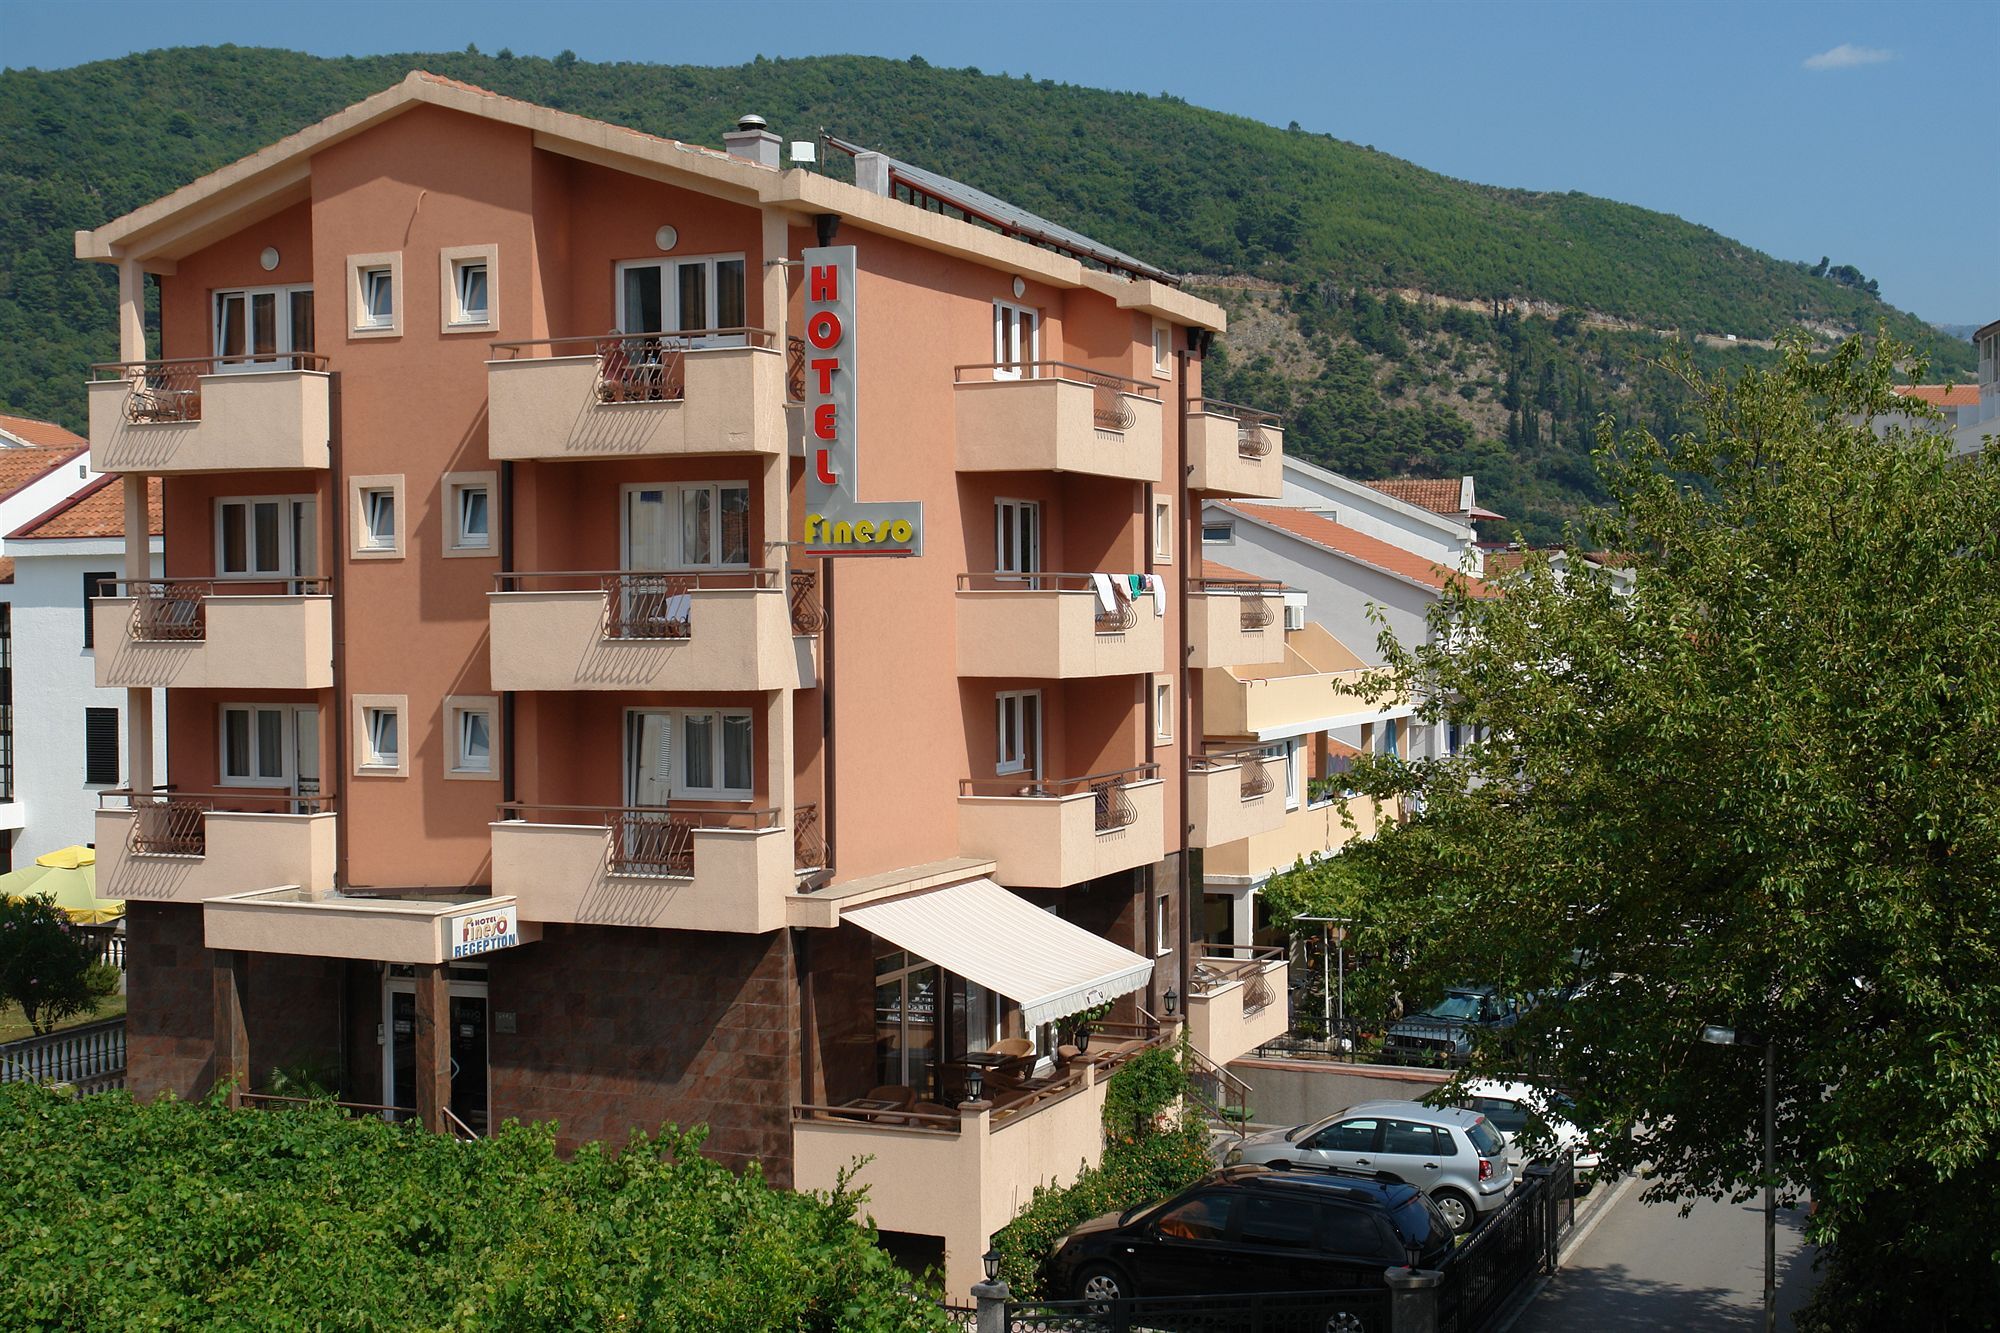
1155;891;1173;956
346;252;403;338
219;704;295;788
995;689;1043;778
439;243;500;334
212;285;314;370
443;471;496;558
445;695;498;781
992;300;1041;380
215;494;315;581
620;481;752;570
353;694;408;778
613;253;749;343
1154;677;1174;745
350;474;404;560
1153;499;1173;563
1152;320;1172;379
1266;739;1302;811
1202;521;1235;545
994;497;1042;579
626;707;755;801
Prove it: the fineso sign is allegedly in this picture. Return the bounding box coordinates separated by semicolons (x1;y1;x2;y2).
800;245;924;557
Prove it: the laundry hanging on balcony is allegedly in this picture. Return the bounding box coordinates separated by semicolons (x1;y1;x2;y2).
845;877;1154;1028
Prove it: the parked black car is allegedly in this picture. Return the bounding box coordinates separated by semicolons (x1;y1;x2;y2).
1382;985;1522;1065
1041;1164;1455;1305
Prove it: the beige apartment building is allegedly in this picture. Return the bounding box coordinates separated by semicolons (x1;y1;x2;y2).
70;73;1394;1293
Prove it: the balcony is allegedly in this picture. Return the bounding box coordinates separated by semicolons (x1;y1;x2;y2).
953;363;1163;482
486;330;787;461
488;801;822;934
1187;750;1286;848
95;790;337;905
1187;398;1285;499
1188;577;1286;669
488;569;818;693
956;574;1165;679
958;764;1164;888
1204;792;1394;883
793;1028;1163;1298
87;357;331;474
1187;946;1290;1066
92;580;334;690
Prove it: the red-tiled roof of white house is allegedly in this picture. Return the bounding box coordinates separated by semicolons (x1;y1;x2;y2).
1892;385;1980;408
0;413;86;449
1224;503;1495;599
6;473;161;541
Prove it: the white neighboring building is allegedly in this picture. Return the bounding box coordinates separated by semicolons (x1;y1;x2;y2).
1952;320;1999;457
3;473;164;869
1252;456;1486;574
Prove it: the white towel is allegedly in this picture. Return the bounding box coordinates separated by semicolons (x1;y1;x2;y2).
1090;573;1119;614
1145;574;1166;617
664;592;693;623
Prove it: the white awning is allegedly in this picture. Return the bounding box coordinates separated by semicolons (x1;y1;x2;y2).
846;877;1154;1028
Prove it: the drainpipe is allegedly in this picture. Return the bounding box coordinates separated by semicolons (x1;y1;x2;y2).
499;460;516;809
1175;335;1199;1019
329;372;350;892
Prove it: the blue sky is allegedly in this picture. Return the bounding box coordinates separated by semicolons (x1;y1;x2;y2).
4;0;1993;326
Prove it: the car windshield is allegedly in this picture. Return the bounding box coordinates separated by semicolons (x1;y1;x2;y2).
1467;1118;1506;1157
1421;993;1485;1021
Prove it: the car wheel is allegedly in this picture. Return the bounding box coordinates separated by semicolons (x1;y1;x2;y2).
1432;1188;1476;1236
1075;1262;1132;1306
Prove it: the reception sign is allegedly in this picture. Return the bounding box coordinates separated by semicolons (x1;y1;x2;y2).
445;903;521;959
800;244;924;557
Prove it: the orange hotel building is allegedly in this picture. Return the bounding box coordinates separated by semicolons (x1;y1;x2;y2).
75;73;1294;1292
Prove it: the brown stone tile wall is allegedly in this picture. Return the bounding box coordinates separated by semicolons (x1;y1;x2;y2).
244;953;344;1092
123;902;216;1100
487;923;801;1185
801;922;875;1106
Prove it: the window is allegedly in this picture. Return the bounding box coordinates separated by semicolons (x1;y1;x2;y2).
1382;718;1400;759
992;300;1040;379
1153;1194;1234;1243
84;708;119;786
218;497;316;579
440;244;500;333
82;571;115;648
352;694;408;777
350;475;404;558
444;472;496;557
994;499;1041;577
1305;1118;1379;1154
995;690;1042;777
1322;1206;1387;1258
1154;679;1173;745
446;697;497;779
624;708;755;801
213;285;313;368
1240;1196;1318;1250
1447;721;1462;755
1153;500;1172;561
615;255;747;339
220;705;291;786
347;252;402;337
1155;891;1172;956
1202;522;1234;544
1380;1121;1439;1156
1152;321;1172;378
623;482;750;569
1266;738;1302;810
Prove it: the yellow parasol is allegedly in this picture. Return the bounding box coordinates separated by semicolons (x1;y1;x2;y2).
0;846;124;924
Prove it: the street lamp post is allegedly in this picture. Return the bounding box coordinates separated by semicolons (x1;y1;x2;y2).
1701;1023;1776;1333
1294;914;1353;1047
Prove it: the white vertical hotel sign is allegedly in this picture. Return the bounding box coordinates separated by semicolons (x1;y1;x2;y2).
800;245;924;557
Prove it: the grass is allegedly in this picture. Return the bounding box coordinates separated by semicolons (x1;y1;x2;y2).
0;993;127;1045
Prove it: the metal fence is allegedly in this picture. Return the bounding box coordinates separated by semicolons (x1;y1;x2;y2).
1007;1288;1389;1332
0;1018;127;1093
1440;1156;1576;1332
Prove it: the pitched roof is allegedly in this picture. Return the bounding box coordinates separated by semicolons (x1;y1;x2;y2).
7;473;161;541
0;444;85;501
0;556;13;583
1225;502;1494;598
1892;384;1980;408
0;413;86;449
1201;559;1262;582
1363;478;1465;514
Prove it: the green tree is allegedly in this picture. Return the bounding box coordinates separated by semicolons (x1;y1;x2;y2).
1344;333;2000;1325
0;894;117;1035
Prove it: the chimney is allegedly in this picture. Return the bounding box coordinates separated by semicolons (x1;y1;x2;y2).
723;114;782;168
854;151;892;197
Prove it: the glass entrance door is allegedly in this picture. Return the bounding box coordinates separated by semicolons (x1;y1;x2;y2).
874;951;939;1100
384;974;489;1133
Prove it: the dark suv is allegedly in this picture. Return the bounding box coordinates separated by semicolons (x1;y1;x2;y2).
1383;985;1522;1065
1042;1165;1455;1307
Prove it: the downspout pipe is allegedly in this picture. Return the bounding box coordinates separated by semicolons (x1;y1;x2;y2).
329;372;350;891
500;460;516;810
1175;333;1200;1019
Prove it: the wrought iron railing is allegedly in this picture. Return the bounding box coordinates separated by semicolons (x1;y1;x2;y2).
90;354;331;424
498;803;786;880
786;334;806;402
960;762;1159;815
1192;748;1277;800
1191;576;1282;632
494;570;783;641
487;329;779;406
792;801;825;872
956;572;1155;636
127;792;210;856
951;360;1160;432
128;582;207;640
1195;396;1284;458
787;569;824;635
1091;776;1138;832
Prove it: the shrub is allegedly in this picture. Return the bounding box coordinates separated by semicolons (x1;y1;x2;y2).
0;1083;952;1331
0;894;118;1035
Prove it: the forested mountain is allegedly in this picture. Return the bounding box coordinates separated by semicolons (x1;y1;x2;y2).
0;47;1970;538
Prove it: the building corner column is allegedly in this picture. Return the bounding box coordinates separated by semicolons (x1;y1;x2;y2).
211;948;249;1106
412;961;450;1133
116;257;146;362
123;474;154;794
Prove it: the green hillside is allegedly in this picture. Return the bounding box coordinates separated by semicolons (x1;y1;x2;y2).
0;47;1969;534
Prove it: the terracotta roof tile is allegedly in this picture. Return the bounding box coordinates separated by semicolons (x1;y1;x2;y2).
1226;502;1494;598
1892;384;1980;408
0;556;13;583
0;444;85;501
1362;478;1465;514
0;414;86;449
7;474;161;540
1201;559;1258;582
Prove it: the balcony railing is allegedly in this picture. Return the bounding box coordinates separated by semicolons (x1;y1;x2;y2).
788;569;824;635
793;801;825;872
490;329;779;404
1193;945;1285;1011
90;354;330;424
113;578;334;643
1194;747;1276;801
1195;398;1283;458
498;802;824;876
787;335;806;402
110;787;334;859
495;569;782;640
1192;576;1281;631
954;361;1160;431
961;763;1158;834
956;572;1149;636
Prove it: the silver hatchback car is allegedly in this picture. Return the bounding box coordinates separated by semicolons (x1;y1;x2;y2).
1224;1099;1516;1235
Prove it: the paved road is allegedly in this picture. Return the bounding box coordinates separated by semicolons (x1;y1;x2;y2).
1514;1174;1819;1331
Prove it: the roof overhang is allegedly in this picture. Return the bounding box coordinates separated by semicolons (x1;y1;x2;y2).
204;886;541;964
